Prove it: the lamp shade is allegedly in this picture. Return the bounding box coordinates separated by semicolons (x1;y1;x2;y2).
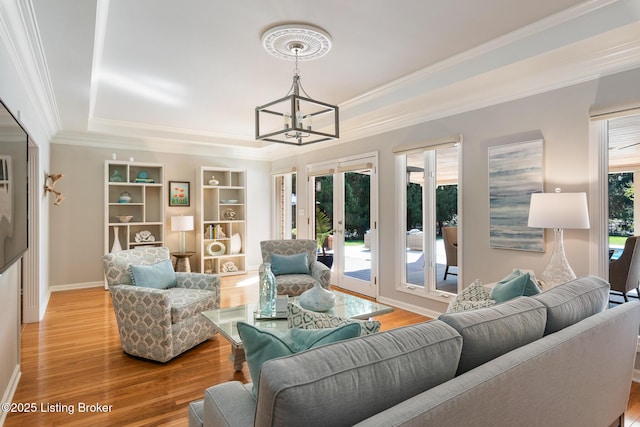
171;215;194;232
528;192;590;229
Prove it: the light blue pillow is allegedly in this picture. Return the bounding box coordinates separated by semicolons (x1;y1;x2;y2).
237;321;361;396
490;272;541;303
129;259;176;289
271;252;310;275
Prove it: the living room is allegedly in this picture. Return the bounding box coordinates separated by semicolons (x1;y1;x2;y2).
2;1;640;425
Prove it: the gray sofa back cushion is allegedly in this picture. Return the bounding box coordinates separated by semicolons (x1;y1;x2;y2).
532;275;610;335
439;296;547;375
254;319;462;427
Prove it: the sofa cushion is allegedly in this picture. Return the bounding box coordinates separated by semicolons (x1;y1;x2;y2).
271;252;310;275
532;275;610;335
439;296;547;375
129;259;176;289
254;320;462;427
490;272;541;303
275;274;318;296
237;321;361;396
287;303;381;335
167;288;218;324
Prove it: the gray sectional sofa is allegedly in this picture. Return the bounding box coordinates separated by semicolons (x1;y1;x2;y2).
189;276;640;427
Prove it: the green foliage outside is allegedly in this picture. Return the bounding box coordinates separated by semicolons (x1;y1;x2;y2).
609;172;634;237
315;174;458;242
406;183;458;236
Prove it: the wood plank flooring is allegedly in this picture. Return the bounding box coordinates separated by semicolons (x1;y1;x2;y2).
4;274;427;426
5;273;640;426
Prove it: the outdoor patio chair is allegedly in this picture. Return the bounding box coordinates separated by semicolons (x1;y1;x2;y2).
443;226;458;280
609;236;640;302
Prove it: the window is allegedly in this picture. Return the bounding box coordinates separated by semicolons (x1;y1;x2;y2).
394;136;460;297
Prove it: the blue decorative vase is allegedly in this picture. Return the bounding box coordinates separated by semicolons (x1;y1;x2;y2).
299;282;335;312
259;263;277;316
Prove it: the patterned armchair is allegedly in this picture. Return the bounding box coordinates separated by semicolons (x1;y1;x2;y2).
260;239;331;296
102;247;220;362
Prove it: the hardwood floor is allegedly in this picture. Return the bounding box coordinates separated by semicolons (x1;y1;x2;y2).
6;274;640;426
4;274;428;426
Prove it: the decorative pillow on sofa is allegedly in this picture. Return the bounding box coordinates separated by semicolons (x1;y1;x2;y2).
490;271;541;303
129;259;176;289
287;303;381;335
447;279;496;313
271;253;310;275
237;321;361;396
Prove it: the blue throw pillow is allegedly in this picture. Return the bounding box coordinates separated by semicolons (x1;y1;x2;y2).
271;252;310;275
237;321;361;396
129;259;176;289
490;272;540;303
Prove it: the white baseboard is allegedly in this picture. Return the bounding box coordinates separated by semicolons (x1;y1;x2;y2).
50;281;104;292
0;364;21;425
376;295;443;319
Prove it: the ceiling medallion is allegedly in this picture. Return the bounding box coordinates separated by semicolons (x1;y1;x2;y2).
255;24;339;146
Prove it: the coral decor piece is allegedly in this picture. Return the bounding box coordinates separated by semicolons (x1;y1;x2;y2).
43;172;64;205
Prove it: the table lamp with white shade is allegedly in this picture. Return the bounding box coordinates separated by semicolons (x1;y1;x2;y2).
171;215;194;254
527;189;590;288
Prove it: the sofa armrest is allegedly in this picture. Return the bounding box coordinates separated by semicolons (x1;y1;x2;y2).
176;272;220;291
109;285;174;360
203;381;256;427
310;261;331;288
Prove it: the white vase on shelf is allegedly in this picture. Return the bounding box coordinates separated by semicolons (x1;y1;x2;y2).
111;226;123;253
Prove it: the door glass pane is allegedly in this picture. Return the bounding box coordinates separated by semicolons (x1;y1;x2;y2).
315;175;334;269
343;170;371;282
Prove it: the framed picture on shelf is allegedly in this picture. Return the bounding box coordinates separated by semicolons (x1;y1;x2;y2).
169;181;190;206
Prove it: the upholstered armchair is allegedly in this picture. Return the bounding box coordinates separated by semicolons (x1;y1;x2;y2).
609;236;640;302
102;247;220;362
260;239;331;296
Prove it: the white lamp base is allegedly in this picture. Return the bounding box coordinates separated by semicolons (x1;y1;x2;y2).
179;231;186;254
540;228;576;289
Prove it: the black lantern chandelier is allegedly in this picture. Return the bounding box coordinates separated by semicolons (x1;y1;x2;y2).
255;24;339;146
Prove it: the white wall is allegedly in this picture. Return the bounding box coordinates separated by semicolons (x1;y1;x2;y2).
0;262;21;425
273;67;640;314
48;144;271;288
1;7;54;413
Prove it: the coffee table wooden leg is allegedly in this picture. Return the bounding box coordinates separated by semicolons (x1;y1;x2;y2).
229;343;246;372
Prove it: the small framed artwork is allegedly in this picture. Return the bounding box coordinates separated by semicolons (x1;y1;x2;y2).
169;181;190;206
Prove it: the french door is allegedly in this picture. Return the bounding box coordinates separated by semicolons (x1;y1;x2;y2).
309;154;378;298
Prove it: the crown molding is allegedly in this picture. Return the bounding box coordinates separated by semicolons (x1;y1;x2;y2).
0;0;61;136
52;129;276;161
340;0;623;113
337;19;640;143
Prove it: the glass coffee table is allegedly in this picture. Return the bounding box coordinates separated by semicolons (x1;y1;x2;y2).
201;290;393;371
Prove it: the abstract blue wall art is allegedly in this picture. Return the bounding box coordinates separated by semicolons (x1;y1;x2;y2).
488;139;544;251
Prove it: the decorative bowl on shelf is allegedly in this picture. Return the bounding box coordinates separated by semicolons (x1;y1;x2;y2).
221;199;238;204
117;215;133;223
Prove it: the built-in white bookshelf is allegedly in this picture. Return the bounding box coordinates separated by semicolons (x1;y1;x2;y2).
197;167;246;276
104;160;165;287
